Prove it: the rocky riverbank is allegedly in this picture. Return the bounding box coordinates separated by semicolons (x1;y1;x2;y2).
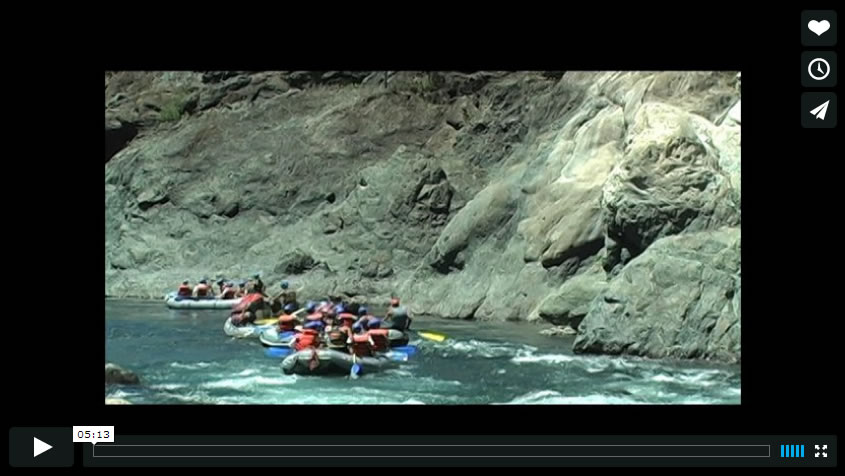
106;71;740;363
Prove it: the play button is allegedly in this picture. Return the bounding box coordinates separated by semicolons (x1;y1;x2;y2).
9;427;73;467
33;437;52;457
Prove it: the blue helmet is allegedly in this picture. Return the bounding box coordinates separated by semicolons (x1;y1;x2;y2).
334;304;345;315
305;301;316;312
280;280;289;289
216;278;225;285
368;318;382;329
283;303;296;313
304;320;324;330
182;280;189;285
358;306;368;316
199;279;207;284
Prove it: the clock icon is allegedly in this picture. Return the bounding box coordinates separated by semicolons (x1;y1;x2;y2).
808;58;831;80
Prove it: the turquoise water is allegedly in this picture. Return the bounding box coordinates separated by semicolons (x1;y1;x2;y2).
106;300;741;404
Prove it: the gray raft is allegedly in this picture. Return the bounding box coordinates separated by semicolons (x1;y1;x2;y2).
223;317;274;338
166;292;241;310
281;348;399;376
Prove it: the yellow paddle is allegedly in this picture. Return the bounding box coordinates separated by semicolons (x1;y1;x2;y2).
416;330;447;342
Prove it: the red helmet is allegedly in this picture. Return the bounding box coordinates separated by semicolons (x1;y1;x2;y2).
390;297;400;307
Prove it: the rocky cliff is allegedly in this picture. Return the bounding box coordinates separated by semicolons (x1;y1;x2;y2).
105;71;740;362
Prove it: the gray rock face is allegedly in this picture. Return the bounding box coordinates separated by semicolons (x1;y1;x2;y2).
601;103;741;274
105;71;740;362
537;268;608;328
574;228;740;363
105;363;140;385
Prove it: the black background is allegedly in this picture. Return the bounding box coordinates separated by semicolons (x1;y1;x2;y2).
9;4;840;460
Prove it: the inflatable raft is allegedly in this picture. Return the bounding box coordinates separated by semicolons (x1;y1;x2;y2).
259;327;297;347
223;317;274;338
280;348;400;376
165;292;241;310
259;327;410;348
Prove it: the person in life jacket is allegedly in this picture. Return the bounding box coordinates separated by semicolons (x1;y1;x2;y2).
349;332;373;357
235;280;247;298
366;328;390;353
385;297;412;331
324;303;346;330
215;278;229;295
177;280;192;297
250;273;266;296
230;290;266;326
352;307;376;334
305;300;325;324
326;321;351;350
316;301;332;316
294;320;323;351
337;308;357;327
277;303;300;332
217;281;237;300
268;280;300;314
194;279;213;298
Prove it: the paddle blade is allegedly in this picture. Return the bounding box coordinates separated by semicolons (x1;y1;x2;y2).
418;331;447;342
350;363;361;379
392;345;419;356
386;351;409;362
265;347;293;358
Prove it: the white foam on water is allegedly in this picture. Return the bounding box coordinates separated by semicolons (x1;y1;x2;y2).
649;374;677;383
253;376;296;386
646;370;725;387
106;389;140;399
501;390;641;405
434;339;537;359
149;383;189;390
170;361;215;370
235;368;261;377
383;369;414;378
164;391;217;404
511;353;575;364
584;363;609;373
200;374;296;390
402;399;426;405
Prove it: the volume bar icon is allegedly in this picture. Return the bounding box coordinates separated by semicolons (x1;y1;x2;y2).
780;444;805;458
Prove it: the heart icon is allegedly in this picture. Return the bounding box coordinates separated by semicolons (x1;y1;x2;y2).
808;20;831;36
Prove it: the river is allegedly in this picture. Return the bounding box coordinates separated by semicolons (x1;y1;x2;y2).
106;300;740;404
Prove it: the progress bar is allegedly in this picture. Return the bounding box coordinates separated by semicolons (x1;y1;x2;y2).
81;435;836;467
92;444;770;458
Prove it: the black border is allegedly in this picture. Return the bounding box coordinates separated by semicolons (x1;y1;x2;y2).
17;6;841;451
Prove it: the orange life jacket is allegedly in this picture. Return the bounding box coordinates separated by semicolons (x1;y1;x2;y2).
278;314;299;332
221;287;236;299
194;284;211;297
367;329;390;353
350;334;373;357
338;313;357;327
295;329;321;351
232;293;263;314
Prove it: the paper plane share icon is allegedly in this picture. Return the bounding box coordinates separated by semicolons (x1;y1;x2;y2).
810;100;830;120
